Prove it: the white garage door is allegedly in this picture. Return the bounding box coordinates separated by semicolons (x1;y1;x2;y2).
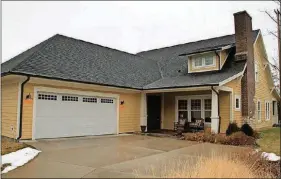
34;92;117;139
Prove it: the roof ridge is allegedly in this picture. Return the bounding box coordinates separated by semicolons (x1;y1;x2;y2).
2;34;58;72
55;33;140;57
137;29;260;54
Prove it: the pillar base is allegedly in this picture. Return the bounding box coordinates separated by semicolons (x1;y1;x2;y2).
211;117;219;134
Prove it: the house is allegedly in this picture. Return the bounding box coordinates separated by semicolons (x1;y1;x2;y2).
1;11;280;140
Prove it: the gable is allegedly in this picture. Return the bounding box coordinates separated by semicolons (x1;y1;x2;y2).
254;32;280;99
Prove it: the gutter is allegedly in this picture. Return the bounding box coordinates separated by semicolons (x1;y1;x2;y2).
17;76;30;140
211;86;221;133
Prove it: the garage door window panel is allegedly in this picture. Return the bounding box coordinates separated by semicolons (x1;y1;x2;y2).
62;95;78;101
38;94;57;100
101;98;114;103
83;97;97;103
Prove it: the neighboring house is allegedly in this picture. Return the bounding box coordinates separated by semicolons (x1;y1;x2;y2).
1;11;280;140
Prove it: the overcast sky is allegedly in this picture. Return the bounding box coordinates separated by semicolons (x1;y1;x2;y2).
2;1;279;63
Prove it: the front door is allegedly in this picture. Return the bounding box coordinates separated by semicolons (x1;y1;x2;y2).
147;95;161;131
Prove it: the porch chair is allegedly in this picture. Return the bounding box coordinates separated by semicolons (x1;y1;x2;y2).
194;118;204;132
176;118;187;136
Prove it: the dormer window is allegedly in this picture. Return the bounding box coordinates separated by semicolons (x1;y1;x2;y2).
192;54;216;68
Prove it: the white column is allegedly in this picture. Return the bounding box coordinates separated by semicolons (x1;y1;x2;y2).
140;93;147;128
211;89;219;133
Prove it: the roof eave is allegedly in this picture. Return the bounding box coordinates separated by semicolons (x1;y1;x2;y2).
7;71;143;91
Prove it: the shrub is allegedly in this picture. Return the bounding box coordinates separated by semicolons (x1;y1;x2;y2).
184;132;204;142
221;132;256;146
184;131;256;146
226;122;240;136
241;123;254;136
252;130;261;139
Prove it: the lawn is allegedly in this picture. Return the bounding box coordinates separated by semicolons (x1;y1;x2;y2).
257;127;280;155
1;136;28;155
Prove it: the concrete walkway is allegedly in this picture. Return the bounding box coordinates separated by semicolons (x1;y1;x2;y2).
2;135;247;178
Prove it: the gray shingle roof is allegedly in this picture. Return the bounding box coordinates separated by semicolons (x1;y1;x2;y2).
2;30;260;90
143;51;245;89
2;34;161;89
137;30;260;78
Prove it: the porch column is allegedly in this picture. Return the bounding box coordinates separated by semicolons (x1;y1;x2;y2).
211;89;219;133
140;92;147;130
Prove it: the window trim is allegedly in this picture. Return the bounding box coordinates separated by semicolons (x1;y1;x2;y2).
273;101;277;116
175;95;212;125
192;55;216;69
257;100;261;121
265;100;270;121
235;95;241;111
255;63;259;82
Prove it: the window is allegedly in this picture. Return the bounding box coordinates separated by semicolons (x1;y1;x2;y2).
38;94;57;100
205;56;214;66
177;96;212;124
178;100;188;121
273;101;277;116
83;97;97;103
194;58;203;67
191;99;201;122
257;100;261;121
265;101;270;120
204;99;212;123
101;98;114;103
235;95;241;111
255;63;259;82
62;95;78;101
193;54;215;68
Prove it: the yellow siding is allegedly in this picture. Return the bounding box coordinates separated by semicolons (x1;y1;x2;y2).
220;49;230;69
188;52;220;73
219;91;231;133
1;82;19;138
163;91;210;130
21;81;141;139
222;34;277;130
252;34;276;129
223;78;243;126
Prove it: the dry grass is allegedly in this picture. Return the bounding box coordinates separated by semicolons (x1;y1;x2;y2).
1;136;28;155
135;151;278;178
162;156;257;178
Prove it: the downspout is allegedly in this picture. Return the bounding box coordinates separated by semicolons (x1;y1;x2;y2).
17;76;30;140
211;86;220;133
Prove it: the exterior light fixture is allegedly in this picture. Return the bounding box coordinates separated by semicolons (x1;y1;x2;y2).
25;93;33;100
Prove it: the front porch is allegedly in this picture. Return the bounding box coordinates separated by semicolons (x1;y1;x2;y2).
140;86;233;134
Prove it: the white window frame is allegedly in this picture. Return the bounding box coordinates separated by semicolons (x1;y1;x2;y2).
255;63;259;82
192;54;216;69
175;95;212;125
235;95;241;111
257;100;261;121
265;101;270;121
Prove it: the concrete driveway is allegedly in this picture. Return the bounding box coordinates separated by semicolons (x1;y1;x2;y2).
2;134;247;178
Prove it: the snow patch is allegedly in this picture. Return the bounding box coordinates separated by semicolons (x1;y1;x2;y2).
261;152;280;161
1;147;41;174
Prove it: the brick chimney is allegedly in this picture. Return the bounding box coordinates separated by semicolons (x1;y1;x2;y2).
234;11;255;119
